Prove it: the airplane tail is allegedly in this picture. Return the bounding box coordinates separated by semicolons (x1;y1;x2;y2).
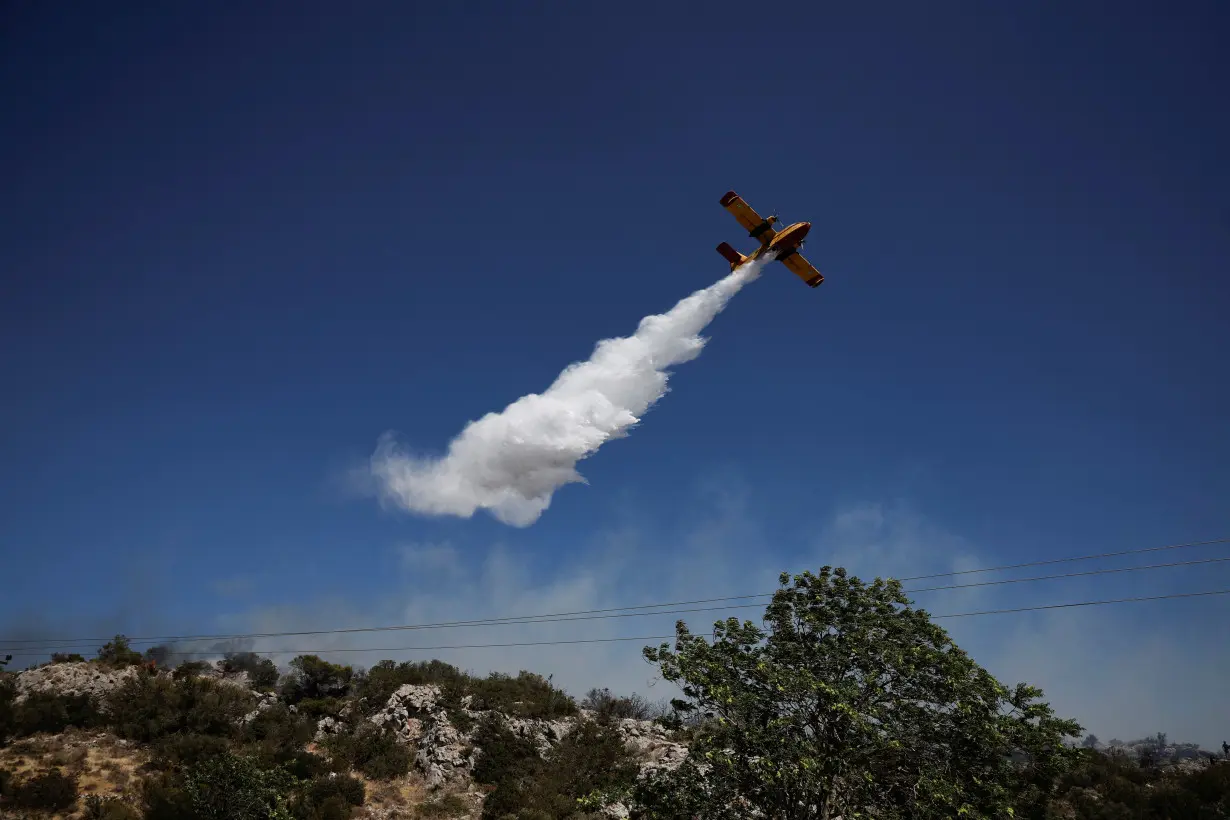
716;241;747;270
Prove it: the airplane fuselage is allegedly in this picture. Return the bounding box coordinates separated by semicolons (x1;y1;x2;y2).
744;220;810;263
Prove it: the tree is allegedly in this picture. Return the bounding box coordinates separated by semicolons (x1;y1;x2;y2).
636;567;1084;820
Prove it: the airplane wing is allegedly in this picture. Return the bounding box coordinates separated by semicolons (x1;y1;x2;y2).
719;190;777;245
779;250;824;288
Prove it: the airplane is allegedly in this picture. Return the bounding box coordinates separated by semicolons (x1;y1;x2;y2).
715;190;824;288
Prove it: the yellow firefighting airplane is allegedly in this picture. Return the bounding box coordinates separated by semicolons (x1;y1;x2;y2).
715;190;824;288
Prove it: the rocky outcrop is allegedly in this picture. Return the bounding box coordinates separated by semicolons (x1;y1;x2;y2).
13;662;142;710
367;684;689;791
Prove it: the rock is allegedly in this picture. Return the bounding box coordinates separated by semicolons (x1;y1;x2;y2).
314;716;345;743
14;662;142;711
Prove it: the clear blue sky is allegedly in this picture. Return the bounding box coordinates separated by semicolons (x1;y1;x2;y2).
2;2;1228;744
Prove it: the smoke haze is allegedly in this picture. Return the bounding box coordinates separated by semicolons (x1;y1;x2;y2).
370;258;772;526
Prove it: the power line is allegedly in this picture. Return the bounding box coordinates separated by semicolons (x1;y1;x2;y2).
3;587;1227;659
4;536;1227;652
7;553;1229;655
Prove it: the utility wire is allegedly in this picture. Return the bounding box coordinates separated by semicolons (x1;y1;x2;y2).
4;536;1227;651
3;587;1228;659
6;553;1230;655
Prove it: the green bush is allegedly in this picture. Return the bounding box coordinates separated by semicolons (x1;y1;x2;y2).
296;697;346;720
355;659;465;713
173;660;212;679
138;771;196;820
106;673;255;742
0;678;17;742
8;767;79;812
240;704;321;775
580;688;658;723
83;794;143;819
10;690;103;737
292;773;365;819
281;656;354;705
476;716;636;820
97;635;145;668
416;792;471;818
220;652;281;691
181;752;297;820
151;732;232;771
467;671;577;719
323;723;410;780
50;652;87;664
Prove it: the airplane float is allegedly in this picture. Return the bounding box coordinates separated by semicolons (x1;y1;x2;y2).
716;190;823;288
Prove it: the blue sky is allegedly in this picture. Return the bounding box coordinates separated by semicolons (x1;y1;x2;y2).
2;3;1228;746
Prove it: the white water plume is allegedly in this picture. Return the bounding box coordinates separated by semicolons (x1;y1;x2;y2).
370;256;772;526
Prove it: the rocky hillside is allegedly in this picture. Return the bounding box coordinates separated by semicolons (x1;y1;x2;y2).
0;651;691;820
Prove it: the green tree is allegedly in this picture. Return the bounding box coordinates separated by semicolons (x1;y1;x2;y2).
636;567;1084;820
97;635;144;668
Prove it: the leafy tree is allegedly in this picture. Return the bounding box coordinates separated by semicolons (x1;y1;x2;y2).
220;652;281;691
97;635;144;668
181;752;296;820
636;567;1084;820
281;656;353;704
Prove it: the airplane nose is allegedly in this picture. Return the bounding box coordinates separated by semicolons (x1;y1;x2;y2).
798;222;811;239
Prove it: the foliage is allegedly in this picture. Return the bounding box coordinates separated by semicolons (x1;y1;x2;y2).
281;656;354;704
475;716;638;820
221;652;281;691
355;659;466;713
173;660;213;679
581;687;661;723
8;690;103;738
467;670;577;719
83;794;143;819
5;767;79;812
416;792;472;818
151;732;233;770
636;567;1084;820
182;752;296;820
291;774;365;820
50;652;87;664
106;673;256;742
1041;750;1230;819
323;723;411;780
97;634;145;668
240;704;327;778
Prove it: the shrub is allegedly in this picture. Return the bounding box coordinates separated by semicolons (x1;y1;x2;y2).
173;660;212;679
138;771;196;820
106;674;255;742
416;792;471;818
240;704;320;774
323;723;410;780
580;687;658;723
151;732;232;771
476;717;637;819
296;697;346;720
181;752;297;820
355;659;465;713
281;656;354;704
8;767;79;812
83;794;143;819
0;766;11;797
97;635;145;668
467;671;577;719
10;690;103;737
50;652;87;664
294;773;365;819
219;652;281;691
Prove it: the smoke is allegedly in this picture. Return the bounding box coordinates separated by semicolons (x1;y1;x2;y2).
370;256;773;527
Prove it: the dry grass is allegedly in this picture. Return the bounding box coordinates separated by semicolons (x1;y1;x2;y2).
0;729;148;818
